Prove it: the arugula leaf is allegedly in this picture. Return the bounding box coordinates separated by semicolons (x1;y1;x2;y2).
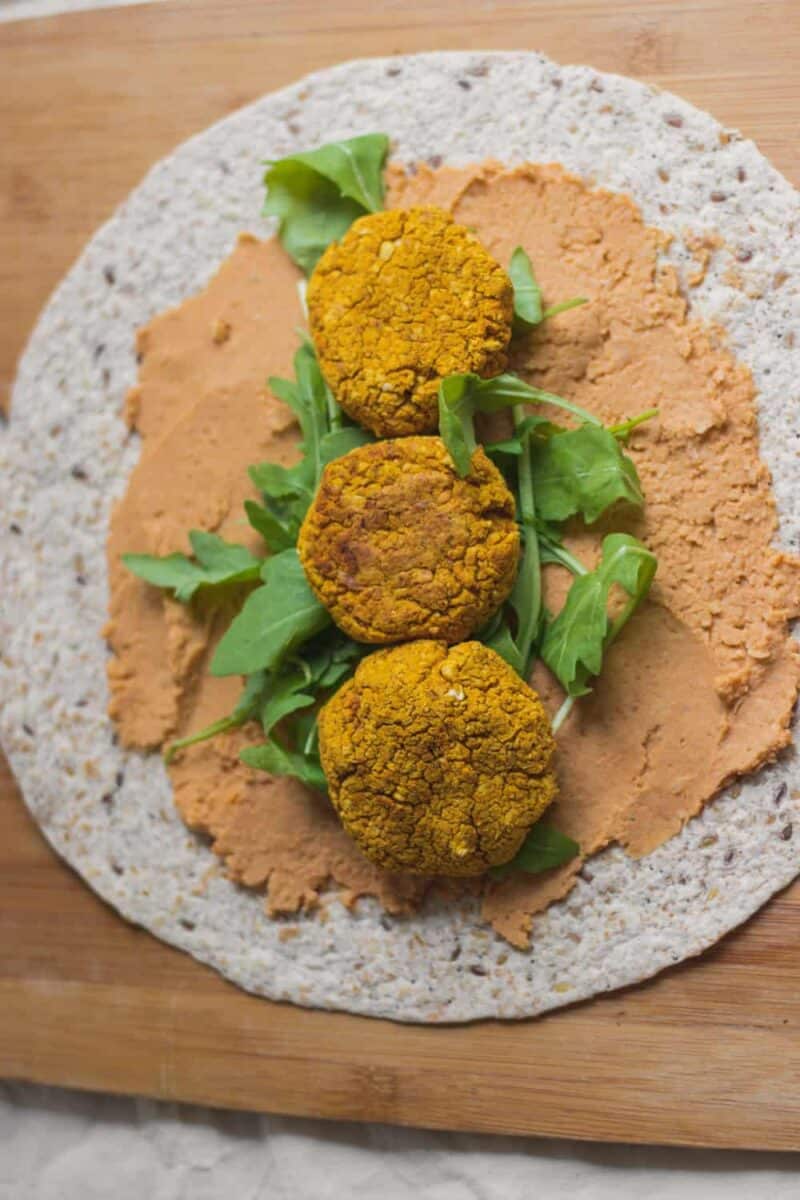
483;416;562;458
509;246;587;335
265;342;328;491
240;737;328;791
123;531;262;603
532;424;645;524
292;706;321;757
122;551;209;600
509;246;543;331
473;374;602;426
490;823;580;879
480;405;556;679
316;658;357;689
243;499;296;553
537;526;589;576
210;548;330;677
299;632;369;690
249;459;312;503
252;342;373;533
263;133;390;273
506;404;542;676
319;426;373;465
437;373;482;475
185;531;258;577
540;533;657;697
480;615;525;674
164;671;267;762
438;371;602;478
260;669;316;734
246;631;369;786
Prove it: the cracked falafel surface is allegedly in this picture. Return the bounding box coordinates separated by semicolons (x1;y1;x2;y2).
297;437;520;644
318;641;558;876
307;206;514;436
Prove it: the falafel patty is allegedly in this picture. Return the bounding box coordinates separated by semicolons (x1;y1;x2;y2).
307;206;514;437
318;640;558;876
298;437;520;644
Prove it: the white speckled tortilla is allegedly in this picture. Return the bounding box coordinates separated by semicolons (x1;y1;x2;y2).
2;51;799;1023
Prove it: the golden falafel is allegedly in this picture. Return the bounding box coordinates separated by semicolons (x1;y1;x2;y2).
307;206;514;437
297;437;520;644
318;640;558;876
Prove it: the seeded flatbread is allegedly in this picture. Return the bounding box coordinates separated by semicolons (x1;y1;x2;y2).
1;51;798;1022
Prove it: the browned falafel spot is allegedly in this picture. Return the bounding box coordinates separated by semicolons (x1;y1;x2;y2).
318;641;558;876
307;206;514;437
297;437;520;644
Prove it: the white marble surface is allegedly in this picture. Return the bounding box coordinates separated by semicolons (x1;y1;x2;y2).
2;0;798;1191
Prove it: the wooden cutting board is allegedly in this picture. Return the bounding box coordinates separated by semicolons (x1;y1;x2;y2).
2;0;800;1150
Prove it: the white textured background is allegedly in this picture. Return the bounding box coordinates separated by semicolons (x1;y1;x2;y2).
2;1082;800;1199
1;1;798;1194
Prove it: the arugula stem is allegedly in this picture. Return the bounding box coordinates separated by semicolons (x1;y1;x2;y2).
512;403;541;673
606;553;657;647
607;408;659;441
515;406;536;526
288;655;314;685
539;536;589;577
325;384;343;433
522;385;603;429
542;297;588;320
164;711;250;764
551;694;575;734
303;720;319;757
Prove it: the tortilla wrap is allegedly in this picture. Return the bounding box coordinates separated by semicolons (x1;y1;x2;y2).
1;50;798;1023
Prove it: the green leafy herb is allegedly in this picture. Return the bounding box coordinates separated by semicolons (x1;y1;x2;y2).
476;397;653;678
240;737;328;791
537;526;589;577
210;548;331;677
123;333;375;792
250;341;374;539
509;246;587;334
489;823;580;879
122;531;262;603
437;373;483;475
297;631;369;690
478;609;524;673
438;368;655;691
260;668;317;735
532;424;645;525
243;500;296;553
505;403;542;676
263;133;390;273
482;415;562;458
256;343;330;521
438;371;604;478
540;532;657;697
319;425;373;465
509;246;543;330
164;671;267;763
164;625;368;792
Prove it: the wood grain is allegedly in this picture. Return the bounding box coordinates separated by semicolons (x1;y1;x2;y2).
2;0;800;1149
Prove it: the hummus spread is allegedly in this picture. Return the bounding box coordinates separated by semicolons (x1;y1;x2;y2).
106;162;800;947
